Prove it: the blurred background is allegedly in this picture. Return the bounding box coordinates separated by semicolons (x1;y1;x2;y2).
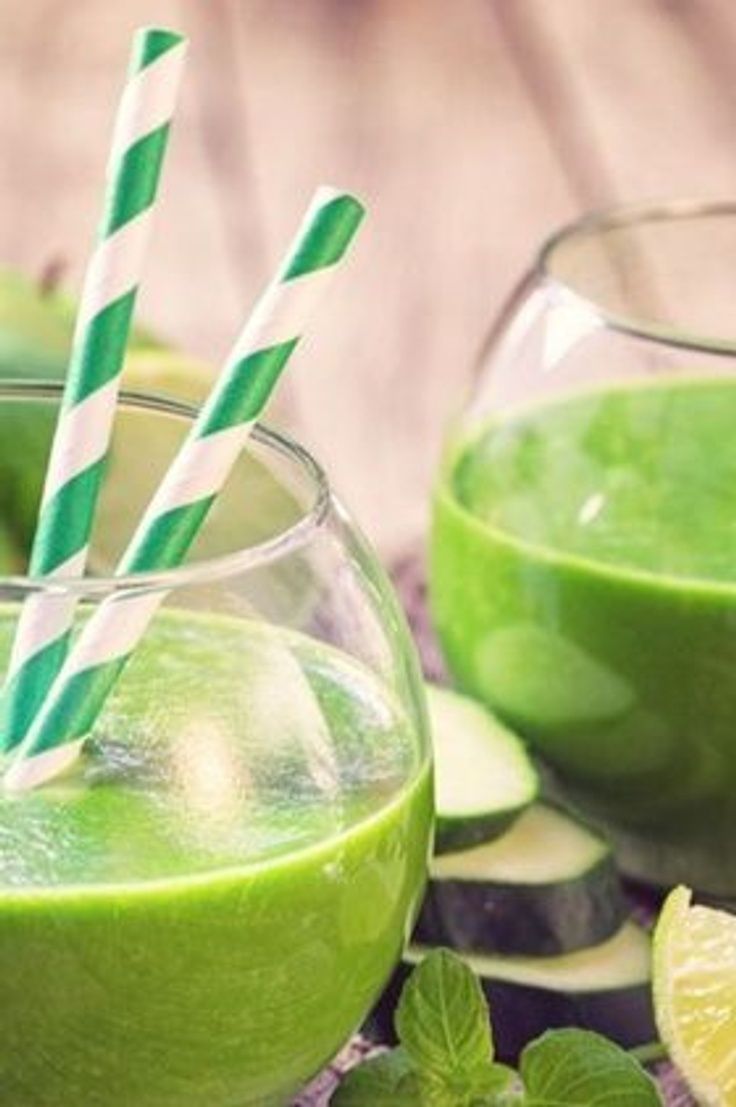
1;0;734;559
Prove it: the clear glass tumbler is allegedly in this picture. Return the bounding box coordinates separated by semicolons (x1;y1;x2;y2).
431;199;736;899
0;382;433;1107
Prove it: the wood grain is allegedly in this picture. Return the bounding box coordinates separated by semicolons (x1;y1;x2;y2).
0;0;733;556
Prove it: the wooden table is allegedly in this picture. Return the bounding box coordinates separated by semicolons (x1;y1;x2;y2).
2;0;736;558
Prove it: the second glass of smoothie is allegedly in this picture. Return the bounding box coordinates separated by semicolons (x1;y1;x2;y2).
431;200;736;900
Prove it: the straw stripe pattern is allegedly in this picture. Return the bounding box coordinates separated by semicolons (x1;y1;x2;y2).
0;28;186;756
4;187;365;791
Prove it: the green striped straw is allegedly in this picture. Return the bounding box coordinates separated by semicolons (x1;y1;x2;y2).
3;187;365;792
0;27;187;757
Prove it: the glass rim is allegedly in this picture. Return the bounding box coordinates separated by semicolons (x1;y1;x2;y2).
0;380;332;596
537;196;736;356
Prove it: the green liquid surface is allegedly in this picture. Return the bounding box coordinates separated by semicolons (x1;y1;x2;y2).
431;377;736;895
0;612;431;1106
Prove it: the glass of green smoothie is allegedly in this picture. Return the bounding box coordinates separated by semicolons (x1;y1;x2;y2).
0;382;433;1107
431;199;736;901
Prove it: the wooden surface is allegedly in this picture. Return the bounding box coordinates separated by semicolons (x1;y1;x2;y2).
1;0;736;556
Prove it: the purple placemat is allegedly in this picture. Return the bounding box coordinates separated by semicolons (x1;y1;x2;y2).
292;553;695;1105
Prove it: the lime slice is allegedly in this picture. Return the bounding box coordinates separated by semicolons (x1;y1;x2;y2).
653;885;736;1106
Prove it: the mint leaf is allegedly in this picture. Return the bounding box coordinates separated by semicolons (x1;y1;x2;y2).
396;949;493;1084
467;1063;522;1105
411;1069;514;1107
331;1049;422;1106
520;1029;663;1106
415;1071;459;1106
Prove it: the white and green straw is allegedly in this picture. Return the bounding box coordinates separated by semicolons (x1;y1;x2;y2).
4;187;365;792
0;27;187;757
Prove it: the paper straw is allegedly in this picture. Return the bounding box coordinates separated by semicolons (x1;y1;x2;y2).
4;187;365;792
0;28;187;756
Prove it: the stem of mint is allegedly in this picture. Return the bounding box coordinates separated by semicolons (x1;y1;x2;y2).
628;1042;668;1065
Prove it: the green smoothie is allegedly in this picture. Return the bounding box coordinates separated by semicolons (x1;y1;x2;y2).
431;377;736;896
0;612;432;1106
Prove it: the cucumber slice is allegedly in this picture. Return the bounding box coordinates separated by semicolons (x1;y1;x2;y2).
416;802;626;955
368;922;654;1062
429;684;538;853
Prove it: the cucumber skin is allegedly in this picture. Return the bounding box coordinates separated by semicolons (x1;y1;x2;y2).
365;960;655;1062
414;856;627;956
435;806;523;855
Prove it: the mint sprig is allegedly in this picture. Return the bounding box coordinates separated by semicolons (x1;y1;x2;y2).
331;949;662;1107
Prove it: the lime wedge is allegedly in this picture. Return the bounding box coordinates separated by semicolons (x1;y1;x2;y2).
653;885;736;1106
